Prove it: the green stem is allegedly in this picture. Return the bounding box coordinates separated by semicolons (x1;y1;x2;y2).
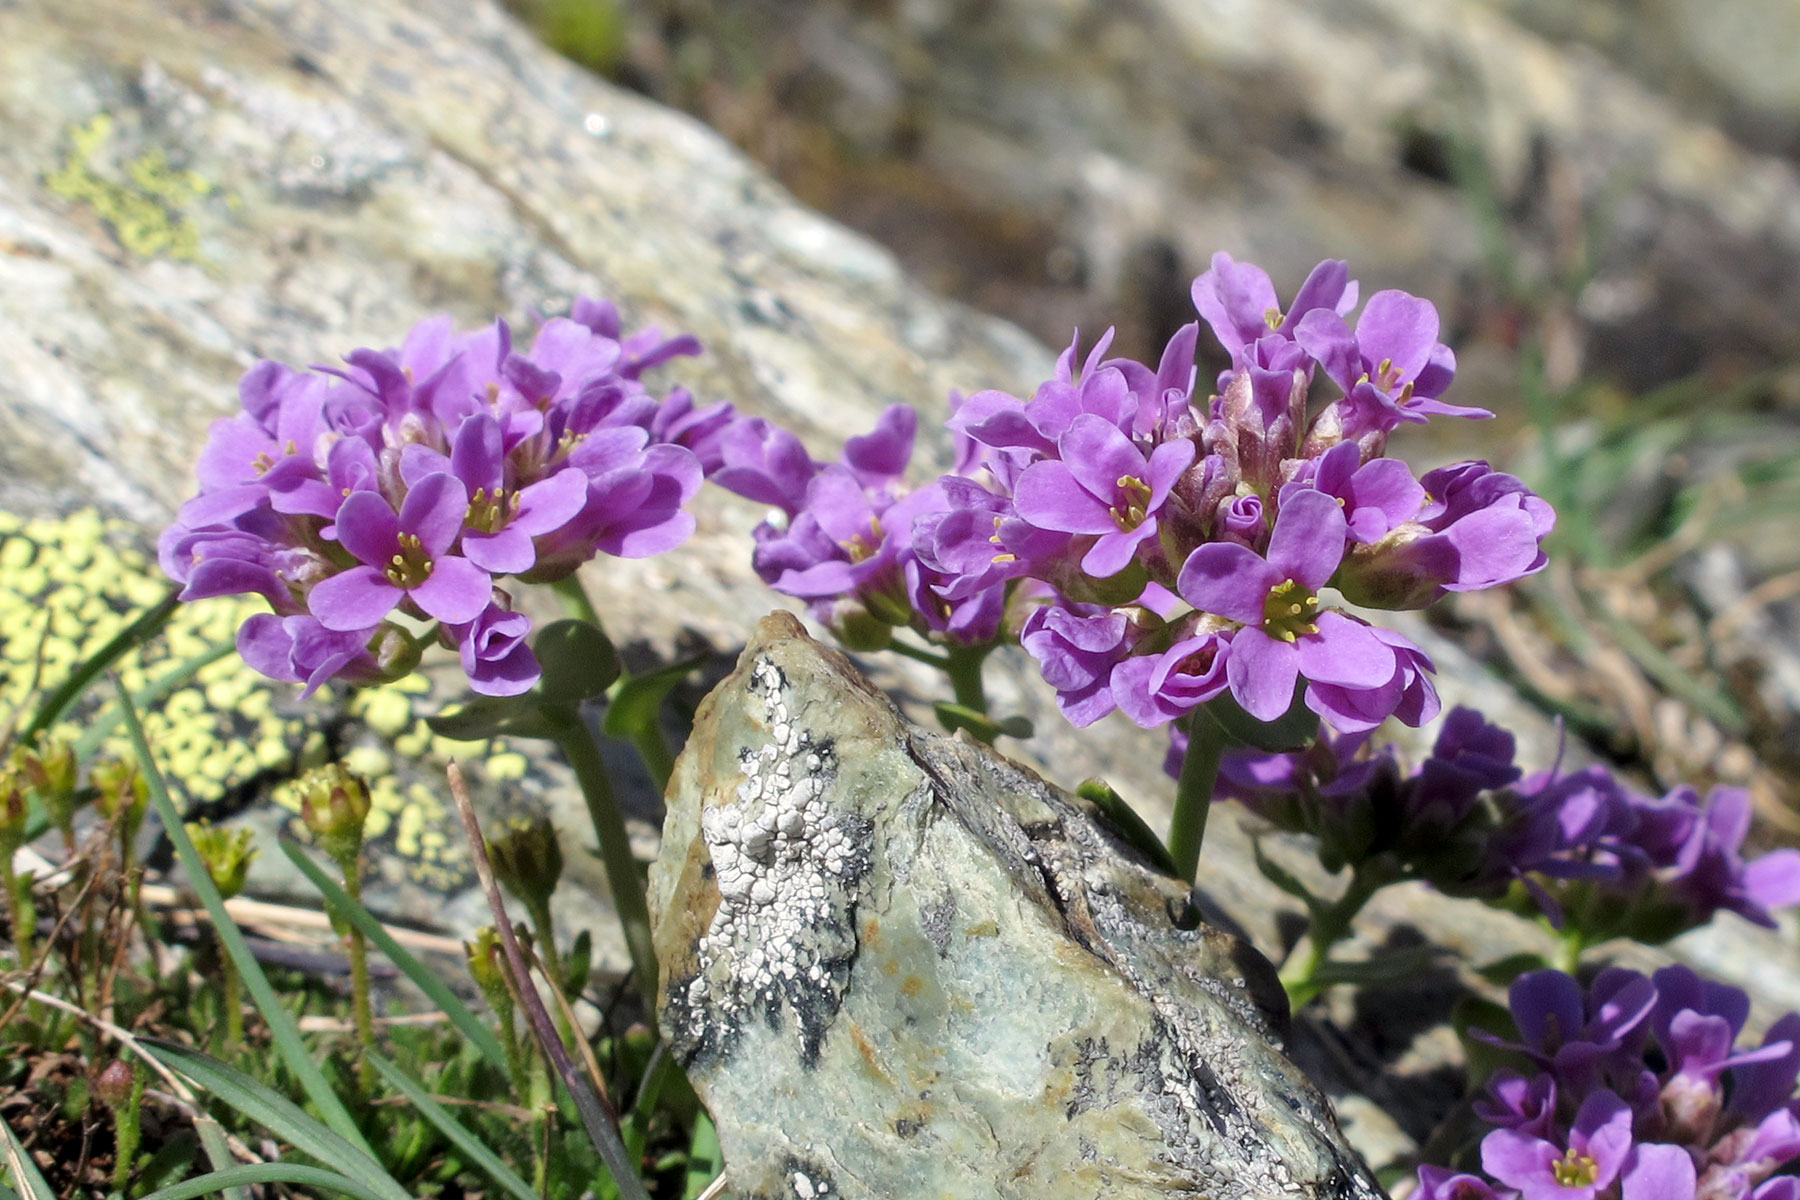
112;1069;145;1193
886;639;952;671
551;711;659;1020
1;857;33;967
523;895;576;1048
1167;711;1228;884
1277;869;1381;1010
222;955;244;1051
343;857;376;1085
944;643;993;715
549;575;679;791
1552;926;1586;976
550;574;604;629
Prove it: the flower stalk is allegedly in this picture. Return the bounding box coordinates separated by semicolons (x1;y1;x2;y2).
1167;709;1228;883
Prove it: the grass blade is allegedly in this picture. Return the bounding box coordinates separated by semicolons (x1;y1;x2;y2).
22;588;179;742
192;1118;248;1200
0;1115;56;1200
112;680;382;1165
279;840;508;1074
139;1163;396;1200
73;638;236;761
684;1110;722;1199
367;1053;536;1200
142;1043;405;1200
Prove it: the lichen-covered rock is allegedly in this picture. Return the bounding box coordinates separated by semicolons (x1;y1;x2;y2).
651;612;1385;1200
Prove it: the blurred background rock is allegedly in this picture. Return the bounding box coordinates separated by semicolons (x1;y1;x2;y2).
517;0;1800;832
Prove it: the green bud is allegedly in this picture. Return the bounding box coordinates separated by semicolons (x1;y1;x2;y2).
370;623;422;681
91;759;149;844
21;737;80;839
465;925;515;1022
185;821;258;900
297;764;371;868
488;814;563;916
831;606;893;652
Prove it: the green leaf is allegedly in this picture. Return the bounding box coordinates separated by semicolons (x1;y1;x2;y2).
1201;689;1319;753
367;1054;537;1200
279;840;509;1074
602;654;706;740
0;1114;56;1200
138;1164;399;1200
1473;952;1552;987
115;682;390;1170
193;1119;249;1200
684;1110;723;1199
142;1043;406;1200
427;693;560;741
1076;779;1178;877
1251;840;1321;915
931;703;1033;744
536;619;622;705
1308;944;1441;987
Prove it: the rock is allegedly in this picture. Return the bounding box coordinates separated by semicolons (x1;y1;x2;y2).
651;612;1385;1200
615;0;1800;395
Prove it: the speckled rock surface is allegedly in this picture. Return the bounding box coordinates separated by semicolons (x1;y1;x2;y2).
652;613;1385;1200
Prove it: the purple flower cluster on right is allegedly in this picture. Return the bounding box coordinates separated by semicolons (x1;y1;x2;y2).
914;253;1552;735
1210;708;1800;941
1418;966;1800;1200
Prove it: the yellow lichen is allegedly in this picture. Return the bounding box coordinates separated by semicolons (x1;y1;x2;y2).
44;114;214;262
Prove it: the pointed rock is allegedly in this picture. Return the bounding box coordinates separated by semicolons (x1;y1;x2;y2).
651;612;1386;1199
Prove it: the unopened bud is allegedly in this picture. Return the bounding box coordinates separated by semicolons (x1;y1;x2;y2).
93;1059;135;1108
0;767;28;855
464;925;515;1024
91;759;149;842
185;821;258;900
297;764;371;868
21;737;80;839
488;815;563;916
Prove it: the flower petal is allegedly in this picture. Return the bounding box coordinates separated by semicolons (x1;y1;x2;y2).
1178;542;1277;623
1225;629;1300;722
309;565;403;630
1268;489;1349;589
399;471;470;558
408;555;493;624
335;491;404;568
1297;613;1397;687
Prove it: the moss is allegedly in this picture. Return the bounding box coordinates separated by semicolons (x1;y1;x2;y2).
43;114;214;262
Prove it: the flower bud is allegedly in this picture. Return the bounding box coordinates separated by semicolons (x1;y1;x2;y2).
297;764;371;868
0;765;29;856
91;759;149;844
186;820;258;900
20;737;80;839
488;815;563;916
93;1058;135;1108
464;924;516;1027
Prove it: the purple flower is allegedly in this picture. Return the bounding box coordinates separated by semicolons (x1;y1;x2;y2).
237;614;387;698
1412;1166;1510;1200
709;417;820;516
1667;787;1800;930
1294;288;1485;431
1108;629;1231;728
1178;488;1396;723
1012;413;1196;577
308;473;492;630
448;604;539;697
1191;253;1357;373
1020;602;1135;727
1482;1090;1635;1200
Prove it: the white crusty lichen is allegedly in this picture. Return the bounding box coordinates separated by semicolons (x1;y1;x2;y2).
677;657;870;1066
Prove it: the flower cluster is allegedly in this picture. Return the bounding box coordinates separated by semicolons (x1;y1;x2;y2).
911;254;1552;735
1419;966;1800;1200
1211;709;1800;939
719;405;1010;649
160;299;712;696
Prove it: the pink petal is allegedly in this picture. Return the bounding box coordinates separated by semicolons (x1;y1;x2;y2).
309;566;403;631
